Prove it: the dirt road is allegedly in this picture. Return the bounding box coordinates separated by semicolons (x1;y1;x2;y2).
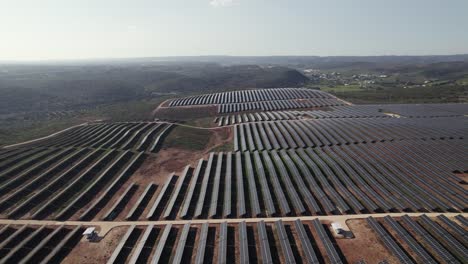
1;212;464;235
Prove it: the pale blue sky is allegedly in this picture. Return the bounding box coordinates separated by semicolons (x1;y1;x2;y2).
1;0;467;60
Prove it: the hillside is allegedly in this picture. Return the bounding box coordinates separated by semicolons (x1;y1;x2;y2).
0;63;308;115
0;88;465;264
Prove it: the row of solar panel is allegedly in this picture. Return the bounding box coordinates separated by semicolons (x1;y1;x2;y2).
233;118;466;151
107;219;346;264
168;88;333;106
0;224;84;264
218;98;344;114
142;143;465;220
0;146;146;221
215;106;393;126
367;215;467;264
11;122;173;153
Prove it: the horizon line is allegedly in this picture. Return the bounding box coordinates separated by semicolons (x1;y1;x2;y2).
1;53;468;64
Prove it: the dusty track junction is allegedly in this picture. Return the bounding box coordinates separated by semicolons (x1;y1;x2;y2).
0;88;466;263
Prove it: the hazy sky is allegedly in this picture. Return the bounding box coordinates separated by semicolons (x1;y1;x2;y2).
1;0;468;60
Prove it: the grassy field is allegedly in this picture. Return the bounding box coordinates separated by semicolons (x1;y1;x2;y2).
332;85;467;104
307;82;467;104
183;117;217;128
211;141;234;152
161;126;212;151
93;97;168;122
457;77;468;85
319;84;364;93
0;118;87;147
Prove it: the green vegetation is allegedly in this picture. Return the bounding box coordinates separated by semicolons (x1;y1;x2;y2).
211;141;234;152
183;117;218;128
92;98;168;122
325;85;467;104
0;118;84;147
318;84;364;93
161;126;212;151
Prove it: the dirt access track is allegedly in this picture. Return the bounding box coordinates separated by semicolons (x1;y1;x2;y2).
2;212;464;236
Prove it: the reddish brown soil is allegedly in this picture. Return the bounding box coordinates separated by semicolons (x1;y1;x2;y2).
134;126;231;185
62;226;128;264
337;219;399;264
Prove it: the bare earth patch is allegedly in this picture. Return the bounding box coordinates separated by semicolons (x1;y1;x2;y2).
62;226;128;264
337;219;399;264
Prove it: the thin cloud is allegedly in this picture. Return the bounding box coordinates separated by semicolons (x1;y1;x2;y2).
209;0;238;7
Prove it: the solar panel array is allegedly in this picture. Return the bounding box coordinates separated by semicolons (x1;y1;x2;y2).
1;87;466;263
168;88;334;106
218;98;345;113
233;117;466;151
0;121;176;222
12;122;173;152
216;105;393;126
103;219;356;264
377;103;468;117
216;103;468;125
368;215;468;264
94;216;467;263
0;224;84;264
136;140;465;220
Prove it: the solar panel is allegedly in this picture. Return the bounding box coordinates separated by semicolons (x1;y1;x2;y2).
179;159;204;218
172;223;191;264
257;221;273;264
218;222;228;264
383;216;436;263
419;215;468;260
401;215;458;264
128;225;154;264
0;225;46;264
275;220;296;264
146;174;177;219
252;151;276;216
150;224;172;264
39;225;83;264
107;225;136;264
194;153;215;217
195;223;209;264
312;219;343;264
294;219;320;264
223;152;233;217
163;166;191;219
244;152;261;216
271;151;306;214
437;215;467;239
366;217;413;264
455;215;468;227
239;221;249;264
209;153;224;217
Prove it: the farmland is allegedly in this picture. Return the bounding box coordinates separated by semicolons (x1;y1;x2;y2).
0;87;466;263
